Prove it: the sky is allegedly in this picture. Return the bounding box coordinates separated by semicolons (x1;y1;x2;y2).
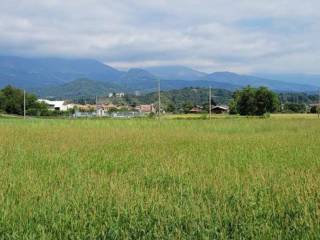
0;0;319;74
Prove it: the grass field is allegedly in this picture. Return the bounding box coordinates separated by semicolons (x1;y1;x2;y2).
0;116;320;239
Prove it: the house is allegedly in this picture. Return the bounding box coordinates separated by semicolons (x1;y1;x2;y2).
116;92;125;98
73;104;96;112
102;103;118;111
108;92;125;98
190;106;202;113
212;106;229;114
96;108;105;117
38;99;73;111
135;104;155;113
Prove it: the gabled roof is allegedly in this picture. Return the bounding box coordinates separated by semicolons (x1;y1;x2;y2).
212;105;229;110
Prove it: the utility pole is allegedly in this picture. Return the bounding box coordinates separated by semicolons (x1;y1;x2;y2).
95;96;99;117
318;88;320;118
209;86;212;120
158;79;161;119
23;90;26;119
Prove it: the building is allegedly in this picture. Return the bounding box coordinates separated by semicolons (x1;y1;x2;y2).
101;103;118;111
96;108;105;117
116;92;125;98
73;104;96;112
108;92;125;98
38;99;73;111
189;106;202;113
135;104;155;113
212;106;229;114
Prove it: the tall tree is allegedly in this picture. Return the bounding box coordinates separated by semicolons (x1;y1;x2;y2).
0;85;48;116
255;87;280;115
230;86;279;116
236;86;257;116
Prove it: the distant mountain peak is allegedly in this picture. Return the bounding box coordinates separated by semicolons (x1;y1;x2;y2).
0;55;318;94
121;68;157;82
202;71;317;92
145;65;207;81
0;56;123;89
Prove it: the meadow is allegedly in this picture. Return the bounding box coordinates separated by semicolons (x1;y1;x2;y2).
0;116;320;239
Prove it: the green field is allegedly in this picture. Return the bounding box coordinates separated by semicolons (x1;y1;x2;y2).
0;116;320;239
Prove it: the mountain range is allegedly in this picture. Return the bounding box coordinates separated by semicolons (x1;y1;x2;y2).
255;73;320;87
0;56;318;98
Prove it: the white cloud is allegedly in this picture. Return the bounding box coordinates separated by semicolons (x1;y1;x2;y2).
0;0;319;73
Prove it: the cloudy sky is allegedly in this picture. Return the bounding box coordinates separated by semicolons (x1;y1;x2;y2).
0;0;319;73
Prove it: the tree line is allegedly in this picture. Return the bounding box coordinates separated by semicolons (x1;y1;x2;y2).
0;86;67;116
229;86;320;115
1;85;319;117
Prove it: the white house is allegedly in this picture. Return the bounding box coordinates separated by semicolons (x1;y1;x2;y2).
116;92;125;98
38;99;74;111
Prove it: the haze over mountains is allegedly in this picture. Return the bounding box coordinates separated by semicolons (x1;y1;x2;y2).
255;73;320;88
145;66;207;81
0;56;318;98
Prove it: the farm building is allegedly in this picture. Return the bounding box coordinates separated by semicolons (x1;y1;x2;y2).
38;99;74;111
190;106;202;113
212;106;229;114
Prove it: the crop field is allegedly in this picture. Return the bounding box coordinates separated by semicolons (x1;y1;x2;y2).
0;116;320;239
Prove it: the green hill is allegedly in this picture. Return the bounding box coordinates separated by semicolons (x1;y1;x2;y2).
36;79;121;99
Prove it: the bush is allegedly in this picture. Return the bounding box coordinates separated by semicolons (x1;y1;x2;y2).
228;100;237;115
310;106;319;114
148;112;156;118
283;103;307;113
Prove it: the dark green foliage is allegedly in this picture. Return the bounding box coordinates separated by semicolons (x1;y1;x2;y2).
230;86;280;116
279;92;317;105
148;112;156;118
283;103;307;113
108;107;119;113
310;106;319;114
182;102;194;114
39;79;120;99
165;103;176;113
255;87;280;115
235;86;257;115
0;85;49;116
26;102;51;116
228;100;237;115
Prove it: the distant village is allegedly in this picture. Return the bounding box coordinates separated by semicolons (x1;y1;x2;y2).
39;92;155;118
38;91;230;118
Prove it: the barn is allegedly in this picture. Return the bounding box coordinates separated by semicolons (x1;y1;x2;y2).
212;106;229;114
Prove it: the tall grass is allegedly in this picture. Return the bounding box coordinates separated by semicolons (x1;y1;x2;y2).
0;117;320;239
